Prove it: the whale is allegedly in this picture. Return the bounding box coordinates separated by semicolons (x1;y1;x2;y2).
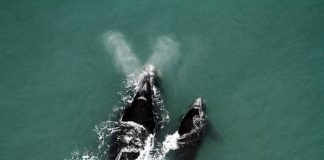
108;64;157;160
175;98;207;160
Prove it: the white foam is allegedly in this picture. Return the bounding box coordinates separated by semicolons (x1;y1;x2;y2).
67;71;174;160
136;134;155;160
150;132;180;160
162;132;180;152
161;132;180;155
65;148;99;160
68;31;180;159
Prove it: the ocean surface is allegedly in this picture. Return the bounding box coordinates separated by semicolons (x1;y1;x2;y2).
1;0;323;160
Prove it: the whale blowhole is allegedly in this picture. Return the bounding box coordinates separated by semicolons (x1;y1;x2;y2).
143;64;158;77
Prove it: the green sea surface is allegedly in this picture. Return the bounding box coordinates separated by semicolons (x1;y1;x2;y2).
1;0;323;160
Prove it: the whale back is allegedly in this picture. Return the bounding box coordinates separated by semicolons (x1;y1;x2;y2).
178;109;200;135
121;74;155;133
108;73;156;160
175;100;207;160
122;98;155;133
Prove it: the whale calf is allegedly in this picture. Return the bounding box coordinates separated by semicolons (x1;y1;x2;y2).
175;98;207;160
108;65;157;160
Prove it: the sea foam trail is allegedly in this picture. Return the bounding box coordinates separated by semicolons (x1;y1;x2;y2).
67;32;179;160
146;36;179;73
104;31;141;75
65;147;99;160
92;73;170;160
150;132;180;160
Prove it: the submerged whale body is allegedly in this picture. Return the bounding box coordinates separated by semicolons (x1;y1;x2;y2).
108;65;157;160
175;98;207;160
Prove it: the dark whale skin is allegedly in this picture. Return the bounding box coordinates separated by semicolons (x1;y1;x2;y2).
108;74;156;160
175;99;207;160
121;79;155;134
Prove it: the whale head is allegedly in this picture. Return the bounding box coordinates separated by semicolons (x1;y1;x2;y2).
178;98;207;136
176;98;207;160
134;64;157;101
191;98;206;129
143;64;157;77
192;98;206;112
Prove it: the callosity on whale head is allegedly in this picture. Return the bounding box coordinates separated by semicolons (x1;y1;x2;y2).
192;98;205;111
108;65;159;160
134;64;157;101
121;65;158;133
143;63;157;76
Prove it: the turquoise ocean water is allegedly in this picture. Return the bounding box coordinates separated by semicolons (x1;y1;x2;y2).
1;0;323;159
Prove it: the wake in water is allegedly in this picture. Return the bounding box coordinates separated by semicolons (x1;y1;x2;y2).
66;71;169;160
67;31;208;160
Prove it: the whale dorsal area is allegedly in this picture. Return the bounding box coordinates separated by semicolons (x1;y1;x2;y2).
121;99;155;133
178;109;199;135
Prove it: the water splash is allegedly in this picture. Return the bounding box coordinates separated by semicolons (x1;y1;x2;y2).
161;132;180;154
67;32;180;160
103;31;141;75
104;31;180;76
146;35;180;74
92;72;169;160
151;132;180;160
65;147;99;160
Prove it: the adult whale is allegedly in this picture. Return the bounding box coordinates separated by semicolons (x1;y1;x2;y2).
108;65;157;160
175;98;207;160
